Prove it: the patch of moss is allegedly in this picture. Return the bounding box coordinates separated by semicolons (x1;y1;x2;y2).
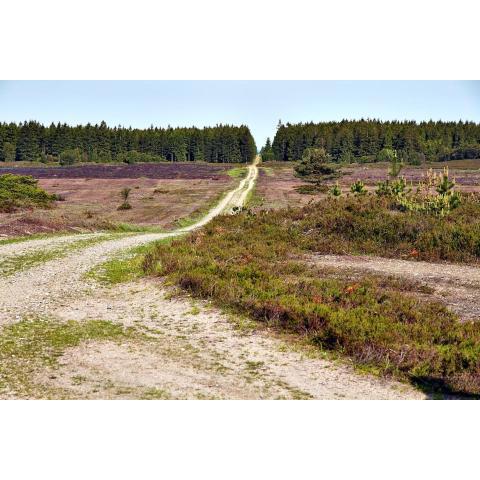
0;318;135;397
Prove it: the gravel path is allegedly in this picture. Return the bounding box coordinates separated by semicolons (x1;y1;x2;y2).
0;160;259;325
0;232;104;258
0;158;425;399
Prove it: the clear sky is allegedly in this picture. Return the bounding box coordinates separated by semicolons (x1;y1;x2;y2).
0;81;479;148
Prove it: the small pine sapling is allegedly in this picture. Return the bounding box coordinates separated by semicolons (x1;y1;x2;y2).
118;187;132;210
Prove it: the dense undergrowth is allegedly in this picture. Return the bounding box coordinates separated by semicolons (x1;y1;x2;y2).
0;174;56;212
142;195;480;395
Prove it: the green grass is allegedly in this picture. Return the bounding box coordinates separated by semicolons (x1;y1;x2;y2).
174;191;228;229
87;237;175;285
0;317;136;397
188;306;201;315
142;195;480;396
141;387;172;399
105;222;166;233
0;234;118;277
227;167;247;178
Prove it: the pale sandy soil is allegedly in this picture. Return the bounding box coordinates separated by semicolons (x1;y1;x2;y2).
33;280;423;400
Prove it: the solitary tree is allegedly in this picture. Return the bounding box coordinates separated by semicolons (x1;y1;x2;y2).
118;187;132;210
295;147;335;177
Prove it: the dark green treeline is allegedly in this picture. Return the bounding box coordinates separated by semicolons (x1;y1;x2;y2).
0;121;257;163
272;120;480;163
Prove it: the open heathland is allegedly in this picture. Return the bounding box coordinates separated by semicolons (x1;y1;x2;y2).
0;162;241;237
255;160;480;209
0;162;236;179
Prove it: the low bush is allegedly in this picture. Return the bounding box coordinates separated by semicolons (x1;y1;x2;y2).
301;195;480;263
295;184;329;194
117;187;132;210
350;180;367;195
0;174;56;212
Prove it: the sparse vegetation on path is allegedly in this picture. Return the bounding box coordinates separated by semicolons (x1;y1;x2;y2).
28;281;423;399
0;233;117;277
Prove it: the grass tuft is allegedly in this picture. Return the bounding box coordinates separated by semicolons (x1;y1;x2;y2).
227;167;247;178
87;237;174;285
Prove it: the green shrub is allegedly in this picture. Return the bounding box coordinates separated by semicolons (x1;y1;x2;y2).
376;147;397;163
330;182;342;197
295;148;333;177
350;180;367;195
59;148;83;166
0;174;56;212
117;187;132;210
376;178;409;198
294;147;341;191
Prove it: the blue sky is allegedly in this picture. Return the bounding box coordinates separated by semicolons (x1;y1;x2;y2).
0;81;479;148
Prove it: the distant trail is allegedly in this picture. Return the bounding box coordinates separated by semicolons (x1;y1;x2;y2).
176;156;259;232
0;159;259;324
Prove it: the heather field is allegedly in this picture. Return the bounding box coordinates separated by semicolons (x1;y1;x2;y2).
0;162;234;180
0;162;240;237
341;161;480;192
